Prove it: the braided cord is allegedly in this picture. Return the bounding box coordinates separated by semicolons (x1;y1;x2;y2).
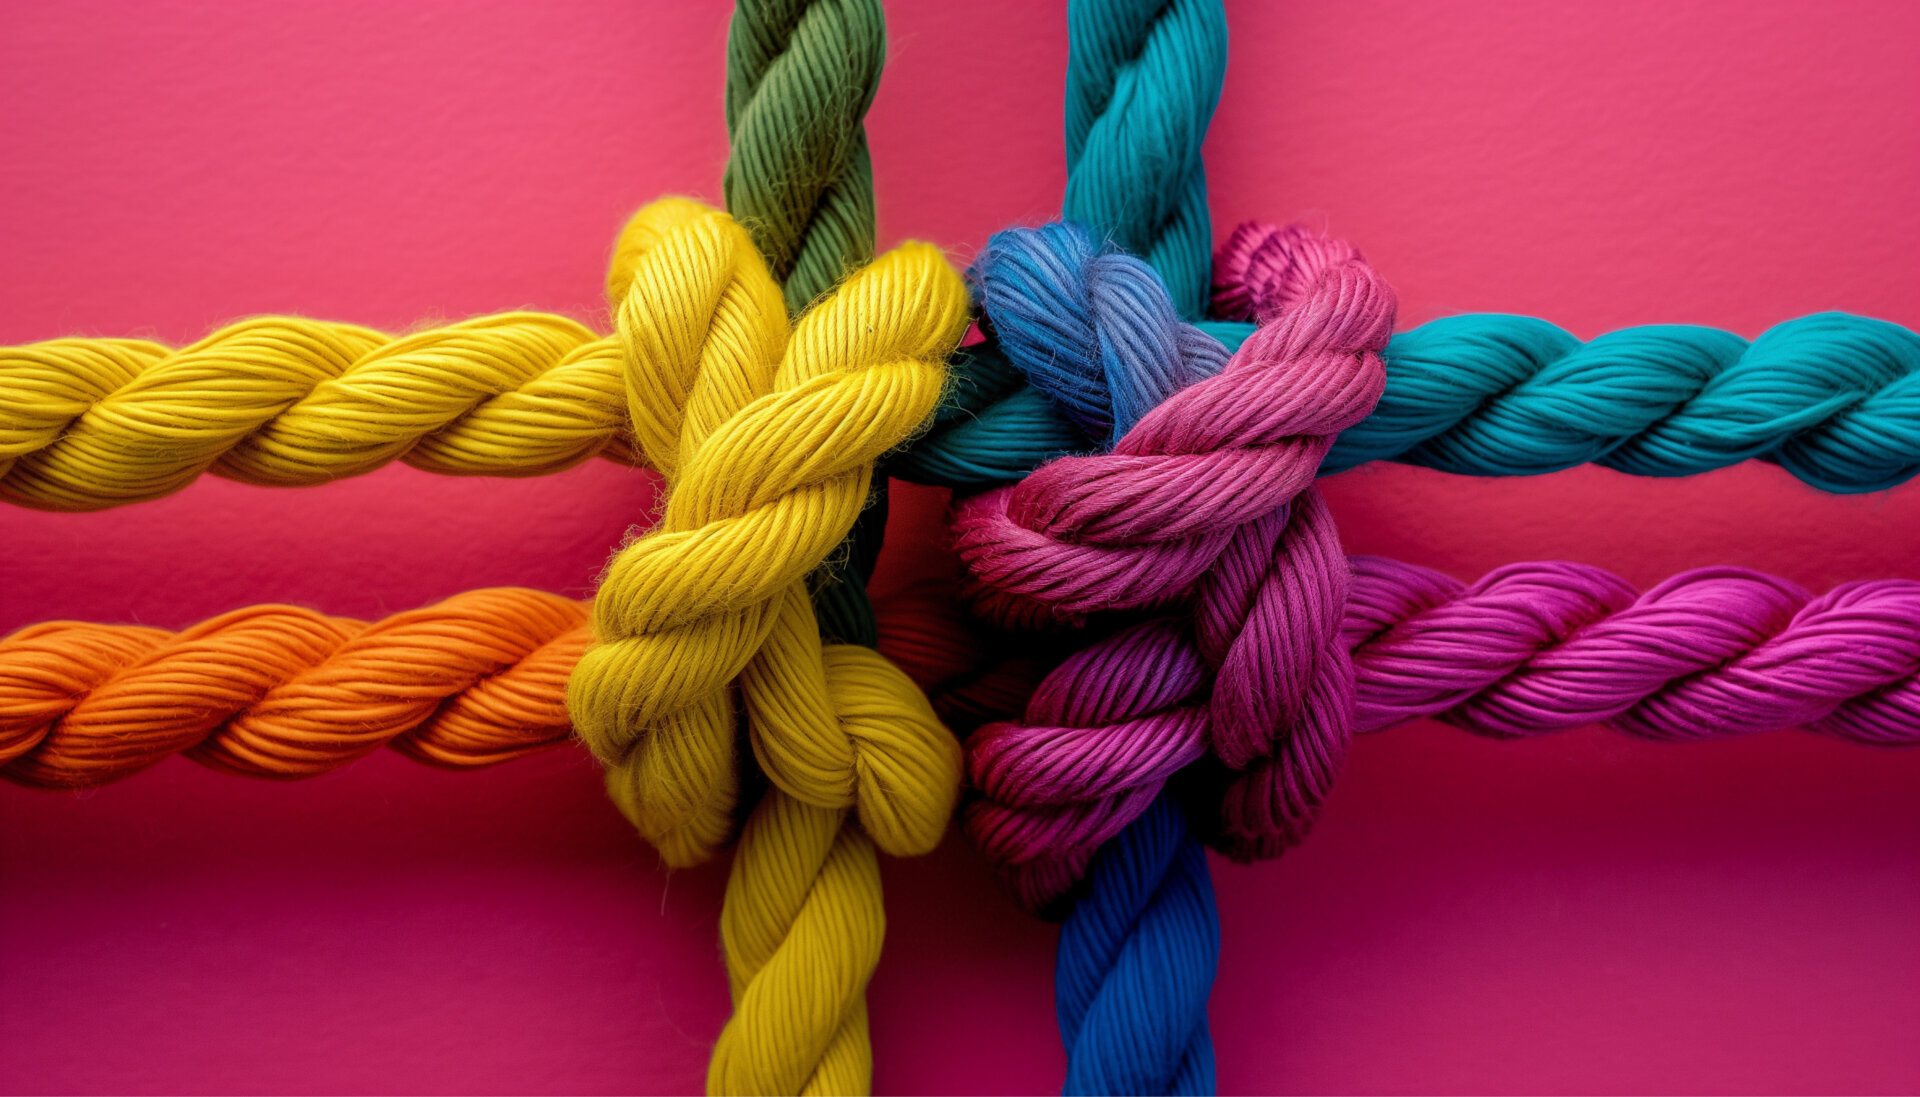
1064;0;1227;320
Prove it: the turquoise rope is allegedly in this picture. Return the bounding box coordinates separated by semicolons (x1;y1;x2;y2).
896;312;1920;495
1063;0;1228;320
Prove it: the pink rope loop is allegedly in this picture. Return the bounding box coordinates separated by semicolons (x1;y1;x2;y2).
956;225;1397;907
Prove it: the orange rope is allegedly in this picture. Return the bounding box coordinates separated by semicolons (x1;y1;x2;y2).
0;584;1015;790
0;589;588;788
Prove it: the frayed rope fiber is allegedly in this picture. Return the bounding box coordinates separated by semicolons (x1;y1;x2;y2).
11;562;1914;786
570;197;967;1096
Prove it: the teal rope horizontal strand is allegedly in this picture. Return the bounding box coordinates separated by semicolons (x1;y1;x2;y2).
1063;0;1228;320
894;312;1920;494
1327;312;1920;491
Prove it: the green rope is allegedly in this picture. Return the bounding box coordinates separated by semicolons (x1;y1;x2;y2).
724;0;884;314
723;0;887;647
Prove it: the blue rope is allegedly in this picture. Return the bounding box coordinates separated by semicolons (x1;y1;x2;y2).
953;219;1227;1095
967;221;1225;442
1059;792;1220;1097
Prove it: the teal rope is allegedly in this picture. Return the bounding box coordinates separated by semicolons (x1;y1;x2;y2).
1321;312;1920;493
1063;0;1228;320
894;312;1920;495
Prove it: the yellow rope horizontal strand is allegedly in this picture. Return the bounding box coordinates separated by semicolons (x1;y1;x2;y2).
0;312;637;510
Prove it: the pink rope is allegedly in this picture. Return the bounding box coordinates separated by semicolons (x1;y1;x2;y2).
952;225;1397;909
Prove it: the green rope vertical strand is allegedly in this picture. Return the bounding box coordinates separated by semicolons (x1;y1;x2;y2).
725;0;884;314
1063;0;1228;320
725;0;888;648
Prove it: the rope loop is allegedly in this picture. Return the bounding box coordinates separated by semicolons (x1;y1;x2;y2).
569;198;967;868
953;219;1395;908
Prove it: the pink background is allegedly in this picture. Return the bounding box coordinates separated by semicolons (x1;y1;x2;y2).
3;1;1918;1093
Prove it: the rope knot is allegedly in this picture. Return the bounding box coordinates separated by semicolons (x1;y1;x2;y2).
569;197;968;867
952;219;1396;909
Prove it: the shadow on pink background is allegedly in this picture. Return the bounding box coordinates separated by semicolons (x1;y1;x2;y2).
2;2;1916;1093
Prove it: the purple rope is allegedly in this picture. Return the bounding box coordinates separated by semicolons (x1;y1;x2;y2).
967;558;1920;911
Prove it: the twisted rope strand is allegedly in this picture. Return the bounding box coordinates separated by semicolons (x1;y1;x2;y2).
9;308;1913;509
0;315;633;510
12;564;1911;787
1056;791;1218;1097
711;794;883;1097
0;589;587;788
1064;0;1228;319
1217;220;1920;493
724;0;884;315
1344;556;1920;746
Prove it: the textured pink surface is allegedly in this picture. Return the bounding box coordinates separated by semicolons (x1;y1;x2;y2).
2;1;1917;1093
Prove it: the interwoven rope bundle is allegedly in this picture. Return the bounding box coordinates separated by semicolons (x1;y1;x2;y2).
951;219;1394;910
4;3;1916;1097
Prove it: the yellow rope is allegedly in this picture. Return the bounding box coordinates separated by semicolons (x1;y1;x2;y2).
567;197;965;1094
0;313;634;509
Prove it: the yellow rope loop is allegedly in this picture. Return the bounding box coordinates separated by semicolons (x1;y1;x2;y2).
743;587;959;857
0;315;632;510
710;792;883;1097
569;196;968;868
608;196;791;485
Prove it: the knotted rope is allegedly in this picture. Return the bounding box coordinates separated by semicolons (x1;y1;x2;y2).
11;563;1917;789
953;219;1393;905
1217;221;1920;493
723;0;893;651
568;198;966;1095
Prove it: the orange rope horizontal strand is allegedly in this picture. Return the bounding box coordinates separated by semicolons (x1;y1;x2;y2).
0;589;589;788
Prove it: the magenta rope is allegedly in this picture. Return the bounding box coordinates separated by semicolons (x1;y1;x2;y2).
955;225;1397;911
964;556;1920;912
